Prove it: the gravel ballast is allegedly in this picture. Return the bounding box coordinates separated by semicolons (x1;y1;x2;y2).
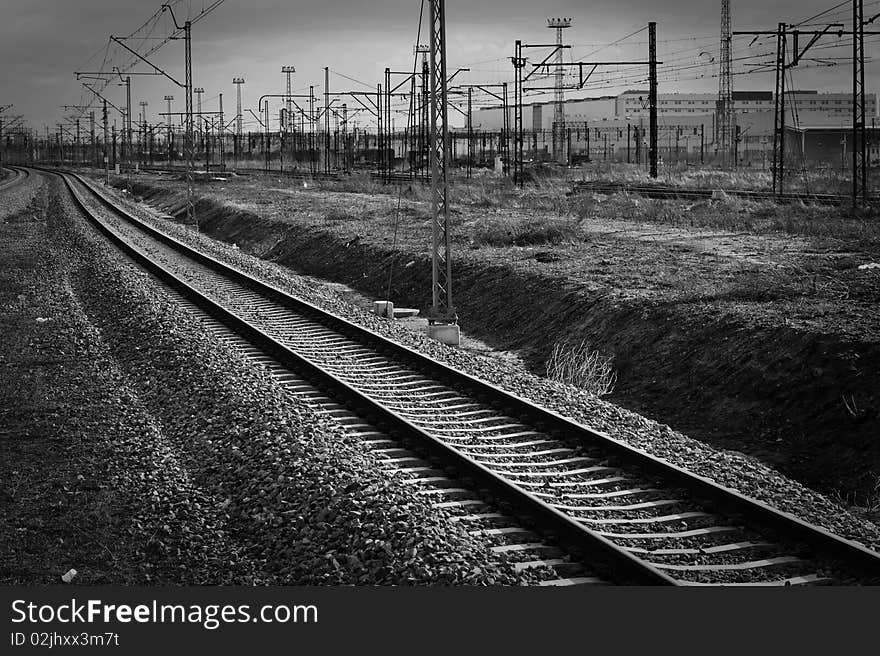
3;172;543;585
2;177;253;584
92;176;880;554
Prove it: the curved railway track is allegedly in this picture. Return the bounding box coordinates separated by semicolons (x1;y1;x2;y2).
0;165;29;191
42;166;880;585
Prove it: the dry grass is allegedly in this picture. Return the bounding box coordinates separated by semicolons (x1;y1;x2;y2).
545;339;617;396
578;161;872;196
472;214;582;247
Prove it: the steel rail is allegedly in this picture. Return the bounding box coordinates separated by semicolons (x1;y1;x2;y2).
44;166;880;580
0;166;28;191
571;181;848;205
49;167;675;585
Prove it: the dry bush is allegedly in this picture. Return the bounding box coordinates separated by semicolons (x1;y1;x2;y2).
545;339;617;396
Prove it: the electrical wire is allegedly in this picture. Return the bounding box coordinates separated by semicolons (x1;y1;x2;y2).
383;0;426;303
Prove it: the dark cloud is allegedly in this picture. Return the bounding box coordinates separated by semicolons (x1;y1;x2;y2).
0;1;870;130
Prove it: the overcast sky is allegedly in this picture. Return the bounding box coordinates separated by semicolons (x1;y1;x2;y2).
1;0;877;131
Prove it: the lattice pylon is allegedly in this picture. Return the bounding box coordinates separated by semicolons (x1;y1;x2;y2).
718;0;733;167
853;0;867;208
548;17;571;164
428;0;454;322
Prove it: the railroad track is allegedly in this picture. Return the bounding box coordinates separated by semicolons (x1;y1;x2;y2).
138;164;419;184
0;165;28;191
571;181;848;206
44;166;880;585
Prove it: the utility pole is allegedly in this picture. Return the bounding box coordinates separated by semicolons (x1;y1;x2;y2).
233;77;245;169
325;66;331;175
342;103;349;172
309;85;316;175
219;93;225;169
282;65;295;132
90;111;96;167
113;75;132;170
103;99;109;182
181;14;194;223
427;0;458;345
282;65;295;166
384;67;391;180
467;86;473;177
512;40;525;186
701;123;705;164
772;23;786;195
547;17;571;165
164;95;174;162
627;122;631;163
649;21;658;178
264;99;270;172
735;21;858;198
853;0;867;208
139;101;148;166
418;44;430;179
195;87;204;157
718;0;733;167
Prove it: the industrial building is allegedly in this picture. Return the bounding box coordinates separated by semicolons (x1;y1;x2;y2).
471;89;878;165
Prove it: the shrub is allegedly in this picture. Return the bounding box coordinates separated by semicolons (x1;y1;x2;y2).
545;339;617;396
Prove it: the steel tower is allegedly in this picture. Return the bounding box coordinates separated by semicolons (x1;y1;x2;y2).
718;0;733;166
282;66;295;132
548;17;571;164
232;77;245;163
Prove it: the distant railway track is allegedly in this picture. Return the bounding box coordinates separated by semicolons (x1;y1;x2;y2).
138;164;419;184
571;181;849;206
42;166;880;585
0;165;28;191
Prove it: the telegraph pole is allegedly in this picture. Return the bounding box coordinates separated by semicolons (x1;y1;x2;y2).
309;85;316;175
649;22;658;178
282;65;295;166
427;0;458;345
233;77;245;169
182;16;194;223
195;87;204;157
164;95;174;162
325;66;331;175
282;65;295;132
90;111;96;167
139;101;148;166
773;23;786;195
512;40;525;187
113;75;132;169
467;86;473;177
417;44;430;179
102;99;109;182
219;92;225;169
853;0;867;207
718;0;733;167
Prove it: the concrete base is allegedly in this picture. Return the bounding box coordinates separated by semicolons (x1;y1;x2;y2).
373;300;394;318
427;322;461;347
392;307;420;319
